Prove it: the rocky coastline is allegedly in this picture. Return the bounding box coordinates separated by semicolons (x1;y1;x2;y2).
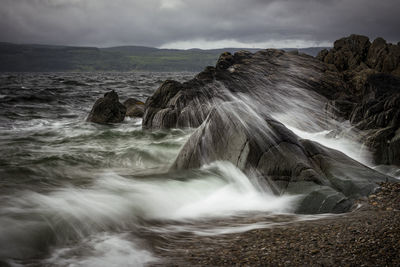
86;34;400;265
317;35;400;166
85;35;400;214
150;182;400;266
141;34;399;214
144;34;399;265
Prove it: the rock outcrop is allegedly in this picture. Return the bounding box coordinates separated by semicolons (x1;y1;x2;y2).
123;98;145;117
317;34;400;76
87;90;126;123
141;34;398;214
317;35;400;165
172;103;392;213
143;49;345;130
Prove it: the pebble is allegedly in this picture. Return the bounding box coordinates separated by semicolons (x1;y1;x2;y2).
150;182;400;267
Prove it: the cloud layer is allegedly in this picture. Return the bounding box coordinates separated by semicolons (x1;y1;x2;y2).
0;0;399;48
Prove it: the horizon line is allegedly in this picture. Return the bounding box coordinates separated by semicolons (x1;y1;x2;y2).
0;41;332;51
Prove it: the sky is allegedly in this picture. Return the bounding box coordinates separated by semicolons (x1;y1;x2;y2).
0;0;399;49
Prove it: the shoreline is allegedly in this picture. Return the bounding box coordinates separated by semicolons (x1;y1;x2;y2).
150;182;400;266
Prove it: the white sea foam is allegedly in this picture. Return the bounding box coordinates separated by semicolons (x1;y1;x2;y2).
286;125;372;166
45;233;157;267
0;161;297;261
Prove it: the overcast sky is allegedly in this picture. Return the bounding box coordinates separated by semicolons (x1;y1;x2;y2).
0;0;399;49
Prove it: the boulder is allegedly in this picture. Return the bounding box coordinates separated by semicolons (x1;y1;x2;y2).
317;35;400;77
333;34;371;71
123;98;145;117
318;35;371;72
172;103;392;214
216;52;235;70
87;90;126;123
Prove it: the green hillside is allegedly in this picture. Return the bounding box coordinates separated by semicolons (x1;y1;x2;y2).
0;42;328;72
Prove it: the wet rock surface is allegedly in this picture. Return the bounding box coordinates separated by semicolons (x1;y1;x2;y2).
143;34;399;166
150;183;400;267
142;49;344;130
317;35;400;165
87;90;126;123
172;103;392;213
142;34;398;214
123;97;145;117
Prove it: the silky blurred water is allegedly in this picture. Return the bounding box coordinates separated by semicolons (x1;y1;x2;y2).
0;73;301;266
2;72;397;266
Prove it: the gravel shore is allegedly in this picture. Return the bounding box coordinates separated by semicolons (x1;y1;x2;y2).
151;182;400;266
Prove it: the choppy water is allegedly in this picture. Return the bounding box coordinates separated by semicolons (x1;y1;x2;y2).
0;72;299;266
0;72;397;266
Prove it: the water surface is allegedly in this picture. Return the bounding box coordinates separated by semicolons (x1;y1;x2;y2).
0;72;396;266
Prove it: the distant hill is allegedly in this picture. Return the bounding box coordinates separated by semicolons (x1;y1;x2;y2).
0;42;329;72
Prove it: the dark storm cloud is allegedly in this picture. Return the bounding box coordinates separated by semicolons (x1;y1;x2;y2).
0;0;399;48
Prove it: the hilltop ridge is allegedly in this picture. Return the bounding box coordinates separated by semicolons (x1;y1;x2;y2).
0;42;327;72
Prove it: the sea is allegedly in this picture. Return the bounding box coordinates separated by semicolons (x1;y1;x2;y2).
0;72;398;266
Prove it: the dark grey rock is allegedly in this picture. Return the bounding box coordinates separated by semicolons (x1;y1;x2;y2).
141;35;399;214
172;103;392;214
332;34;371;71
143;49;345;130
316;35;400;165
87;90;126;123
123;98;145;117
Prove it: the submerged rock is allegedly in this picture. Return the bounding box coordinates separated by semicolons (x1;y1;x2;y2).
87;90;126;123
123;98;145;117
172;103;392;214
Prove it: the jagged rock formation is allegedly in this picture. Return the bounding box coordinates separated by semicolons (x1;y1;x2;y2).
87;90;126;123
123;98;145;117
317;35;400;165
318;35;400;76
142;35;398;213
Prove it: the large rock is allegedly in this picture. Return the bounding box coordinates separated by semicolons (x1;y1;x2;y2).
172;103;392;214
317;34;400;76
143;37;399;166
140;35;398;214
328;34;371;71
143;49;345;130
317;35;400;165
123;98;145;117
87;90;126;123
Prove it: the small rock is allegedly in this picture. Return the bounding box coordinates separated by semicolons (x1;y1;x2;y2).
87;90;126;123
123;98;145;117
